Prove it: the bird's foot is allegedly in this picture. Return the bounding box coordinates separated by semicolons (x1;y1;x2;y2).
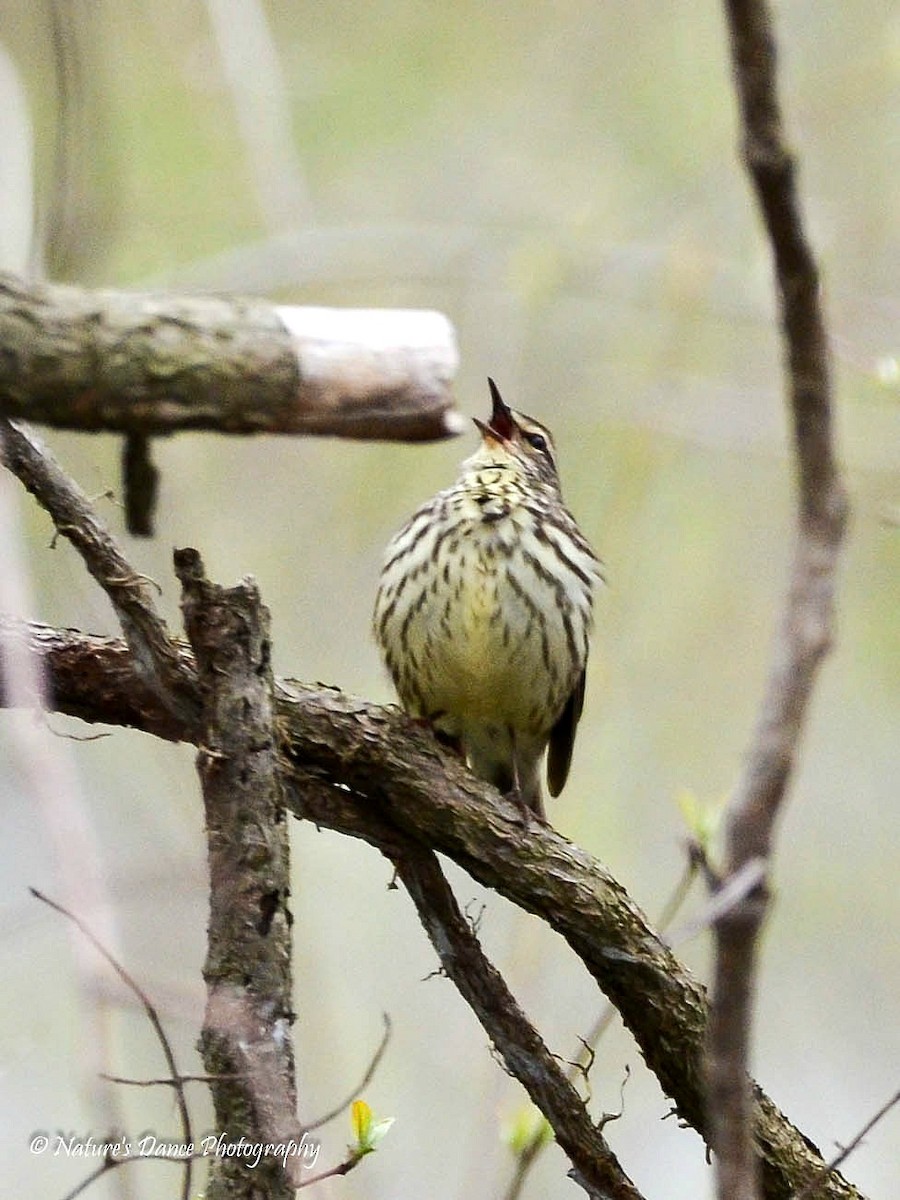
409;715;465;759
504;786;547;828
433;729;464;758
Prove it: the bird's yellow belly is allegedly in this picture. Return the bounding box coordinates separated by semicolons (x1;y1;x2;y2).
410;544;569;736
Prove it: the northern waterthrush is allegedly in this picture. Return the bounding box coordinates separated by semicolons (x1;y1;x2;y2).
374;380;601;818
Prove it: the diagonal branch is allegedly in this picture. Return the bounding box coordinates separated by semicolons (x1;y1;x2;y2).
0;418;198;721
709;4;850;1199
278;766;643;1198
385;837;643;1199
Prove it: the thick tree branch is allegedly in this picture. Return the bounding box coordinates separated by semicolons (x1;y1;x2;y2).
0;272;461;441
710;4;850;1199
176;549;298;1198
0;618;864;1200
276;768;643;1199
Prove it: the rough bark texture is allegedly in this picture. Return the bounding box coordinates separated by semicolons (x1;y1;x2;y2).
384;836;643;1199
0;272;459;441
0;618;865;1200
176;552;298;1199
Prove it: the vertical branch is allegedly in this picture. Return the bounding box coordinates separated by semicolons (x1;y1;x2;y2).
710;4;849;1200
176;548;297;1200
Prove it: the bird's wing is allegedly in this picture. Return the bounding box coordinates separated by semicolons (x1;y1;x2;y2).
546;663;587;798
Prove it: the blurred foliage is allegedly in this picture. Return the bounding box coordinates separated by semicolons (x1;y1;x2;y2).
0;2;898;1198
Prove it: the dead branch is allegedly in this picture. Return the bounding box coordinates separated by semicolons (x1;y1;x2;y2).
0;617;865;1200
176;549;298;1198
0;272;461;441
709;4;849;1199
384;834;643;1199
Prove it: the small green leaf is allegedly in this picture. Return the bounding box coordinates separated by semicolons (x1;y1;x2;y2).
350;1099;394;1156
367;1117;395;1149
351;1099;372;1146
502;1105;553;1155
676;789;721;854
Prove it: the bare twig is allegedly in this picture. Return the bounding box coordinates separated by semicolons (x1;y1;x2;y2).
295;1152;363;1190
0;272;461;441
302;1014;392;1134
60;1156;120;1200
59;1148;215;1200
99;1072;237;1087
30;888;193;1200
710;3;849;1199
791;1089;900;1200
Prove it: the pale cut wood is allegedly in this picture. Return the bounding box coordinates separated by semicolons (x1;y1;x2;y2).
0;272;461;441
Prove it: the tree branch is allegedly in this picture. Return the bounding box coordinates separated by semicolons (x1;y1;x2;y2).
385;836;643;1199
0;272;461;441
0;417;198;721
175;549;298;1198
31;888;194;1200
709;4;850;1199
0;618;865;1200
269;765;643;1198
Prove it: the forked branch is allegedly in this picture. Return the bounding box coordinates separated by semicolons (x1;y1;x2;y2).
0;616;864;1200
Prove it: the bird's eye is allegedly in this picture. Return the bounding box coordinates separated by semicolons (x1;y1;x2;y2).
525;431;548;453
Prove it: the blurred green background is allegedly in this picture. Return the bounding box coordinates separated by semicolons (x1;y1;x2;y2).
1;2;898;1197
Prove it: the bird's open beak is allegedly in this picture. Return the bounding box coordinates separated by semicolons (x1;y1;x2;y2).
474;377;514;443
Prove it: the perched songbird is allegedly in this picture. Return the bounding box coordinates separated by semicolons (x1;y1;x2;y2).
373;380;602;819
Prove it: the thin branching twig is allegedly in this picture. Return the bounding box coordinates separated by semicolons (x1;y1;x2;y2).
791;1089;900;1200
31;888;193;1200
302;1014;393;1134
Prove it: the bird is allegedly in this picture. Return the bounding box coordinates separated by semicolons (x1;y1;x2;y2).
373;379;602;819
